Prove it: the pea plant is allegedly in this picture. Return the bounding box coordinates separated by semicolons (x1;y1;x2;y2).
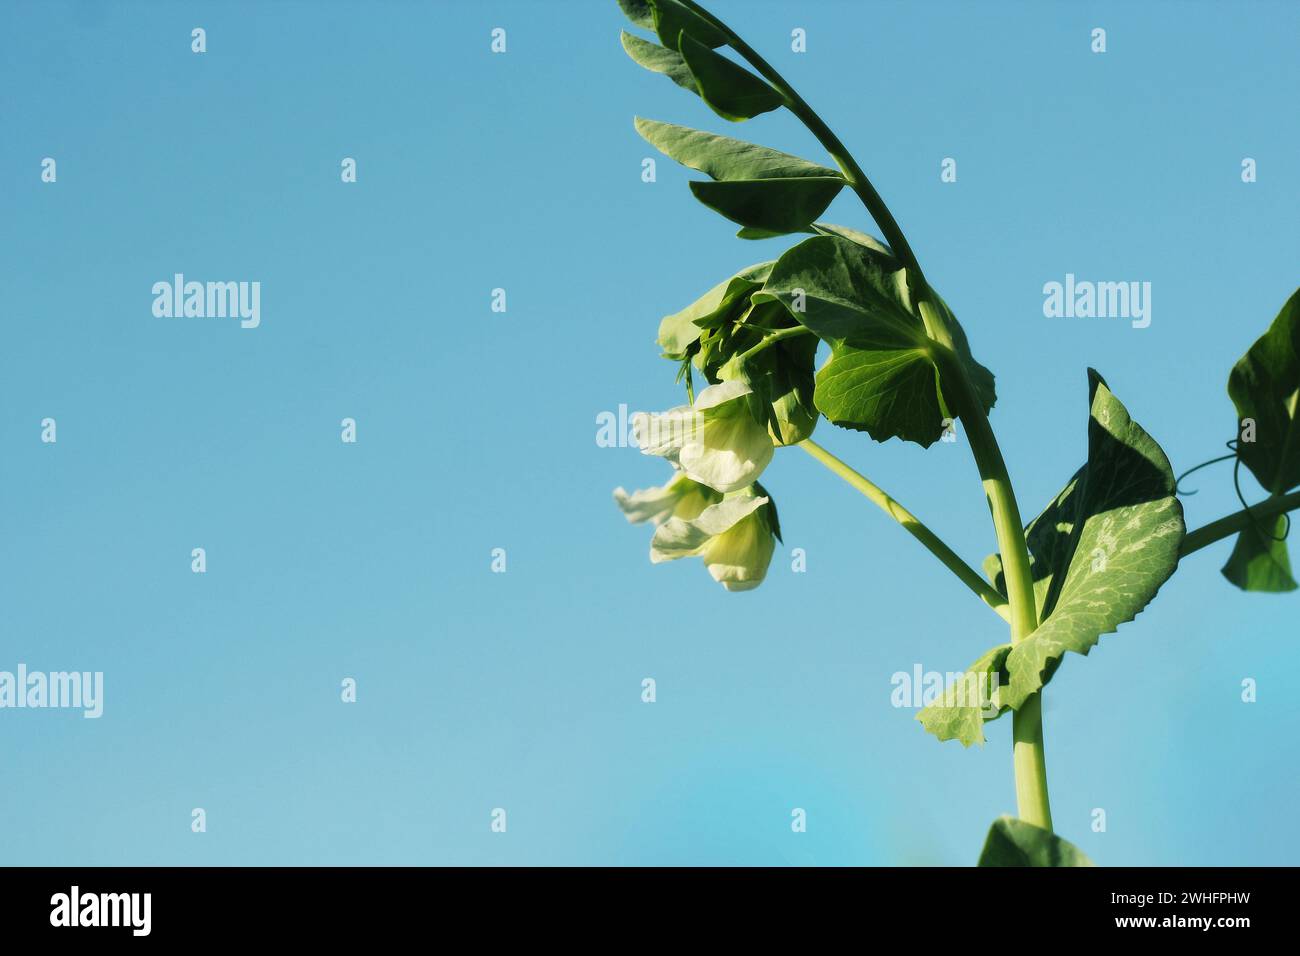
610;0;1299;865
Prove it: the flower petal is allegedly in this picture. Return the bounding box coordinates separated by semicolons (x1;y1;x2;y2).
613;481;681;525
632;406;699;463
702;506;775;590
678;407;774;493
692;379;753;411
650;493;768;564
613;473;718;526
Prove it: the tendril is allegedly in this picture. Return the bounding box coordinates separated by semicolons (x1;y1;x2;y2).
1232;450;1291;543
1175;440;1290;542
1174;441;1238;496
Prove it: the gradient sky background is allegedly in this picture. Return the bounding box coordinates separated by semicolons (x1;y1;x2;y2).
2;0;1297;866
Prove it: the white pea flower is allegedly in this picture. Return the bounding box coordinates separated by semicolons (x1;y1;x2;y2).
613;471;721;527
631;380;774;494
650;485;777;592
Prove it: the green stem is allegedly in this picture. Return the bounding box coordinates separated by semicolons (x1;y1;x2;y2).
1180;490;1300;557
682;0;1052;830
799;439;1011;621
735;324;814;364
936;354;1052;830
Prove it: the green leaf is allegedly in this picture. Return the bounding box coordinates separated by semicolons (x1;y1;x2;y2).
634;118;837;181
1228;288;1300;495
753;235;993;447
620;31;698;92
650;0;727;49
616;0;656;30
1222;514;1297;592
688;179;845;236
736;225;813;241
677;32;782;121
656;262;773;359
916;644;1011;747
811;222;892;256
788;228;995;418
978;816;1095;867
986;371;1185;710
634;118;845;236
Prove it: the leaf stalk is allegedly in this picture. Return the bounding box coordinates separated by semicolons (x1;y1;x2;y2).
798;439;1011;622
1180;490;1300;557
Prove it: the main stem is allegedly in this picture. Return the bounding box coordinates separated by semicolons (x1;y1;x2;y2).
680;0;1052;829
939;356;1052;830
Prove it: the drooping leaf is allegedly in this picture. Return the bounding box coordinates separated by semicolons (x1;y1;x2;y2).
656;262;773;359
650;0;728;49
690;180;845;236
978;816;1095;867
916;644;1011;747
616;0;656;30
985;371;1185;710
689;179;845;236
753;235;994;447
1228;288;1300;495
677;31;782;121
635;118;845;235
620;31;698;92
1222;514;1297;592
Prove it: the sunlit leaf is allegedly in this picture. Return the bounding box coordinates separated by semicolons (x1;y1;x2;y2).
986;371;1185;710
916;644;1011;747
620;31;697;92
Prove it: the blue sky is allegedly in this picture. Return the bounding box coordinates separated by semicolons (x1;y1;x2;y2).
1;0;1297;865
